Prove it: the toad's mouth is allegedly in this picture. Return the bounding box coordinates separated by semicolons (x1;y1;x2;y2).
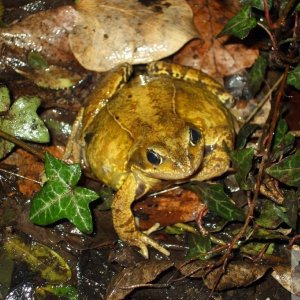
140;158;202;181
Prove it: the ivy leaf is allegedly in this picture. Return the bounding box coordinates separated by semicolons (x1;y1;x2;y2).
266;150;300;187
273;205;292;227
251;227;288;240
0;93;50;159
255;199;283;229
0;96;49;142
217;6;257;39
30;153;99;233
247;55;268;96
229;147;254;190
287;64;300;90
186;233;211;260
185;182;245;222
236;123;259;149
272;118;295;160
44;153;81;186
282;190;299;230
240;0;273;11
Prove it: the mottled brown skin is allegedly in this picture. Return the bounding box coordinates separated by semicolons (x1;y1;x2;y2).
81;61;235;258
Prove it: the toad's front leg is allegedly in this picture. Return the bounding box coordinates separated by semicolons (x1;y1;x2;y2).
193;127;234;182
111;173;170;258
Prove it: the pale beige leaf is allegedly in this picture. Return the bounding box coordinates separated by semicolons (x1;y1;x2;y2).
69;0;197;72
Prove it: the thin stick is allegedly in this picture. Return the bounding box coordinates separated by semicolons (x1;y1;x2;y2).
0;129;45;161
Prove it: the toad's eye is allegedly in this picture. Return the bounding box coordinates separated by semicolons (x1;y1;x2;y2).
146;149;163;165
189;128;202;146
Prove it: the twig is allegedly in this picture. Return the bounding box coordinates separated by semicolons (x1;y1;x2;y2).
278;0;298;27
245;74;283;124
208;65;290;298
0;168;42;185
0;128;45;161
257;22;277;50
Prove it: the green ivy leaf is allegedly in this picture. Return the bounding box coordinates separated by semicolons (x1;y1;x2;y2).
251;227;288;240
185;182;245;222
0;96;49;142
0;95;50;159
44;154;81;186
186;233;211;260
273;205;292;227
283;190;299;229
230;147;254;190
30;153;99;233
255;200;283;228
247;55;268;96
266;150;300;187
287;64;300;90
240;0;273;11
296;3;300;11
241;242;274;256
217;6;257;39
272;119;295;159
236;123;259;149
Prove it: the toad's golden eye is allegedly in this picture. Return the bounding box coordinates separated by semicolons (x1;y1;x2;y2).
189;128;202;146
146;149;163;165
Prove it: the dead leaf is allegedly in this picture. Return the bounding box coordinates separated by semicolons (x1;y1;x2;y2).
2;146;64;197
272;246;300;295
106;260;173;300
176;259;208;278
133;188;205;230
174;0;259;78
0;6;77;70
271;265;293;294
204;261;270;290
70;0;197;71
4;235;71;283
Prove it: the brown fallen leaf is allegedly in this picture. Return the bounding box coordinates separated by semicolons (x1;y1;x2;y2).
204;261;270;290
178;260;270;290
2;146;64;197
0;6;78;73
106;260;173;300
133;188;205;230
70;0;198;71
174;0;259;78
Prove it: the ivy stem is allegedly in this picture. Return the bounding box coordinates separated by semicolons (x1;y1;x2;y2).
208;65;289;298
263;0;275;29
257;22;277;50
278;0;298;26
0;128;45;161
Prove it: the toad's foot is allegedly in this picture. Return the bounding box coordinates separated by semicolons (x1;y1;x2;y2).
121;228;170;259
112;173;170;258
